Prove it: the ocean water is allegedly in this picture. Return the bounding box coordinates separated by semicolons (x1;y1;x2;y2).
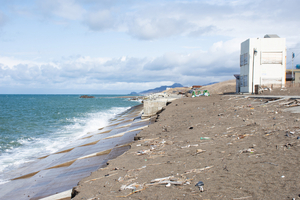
0;94;140;181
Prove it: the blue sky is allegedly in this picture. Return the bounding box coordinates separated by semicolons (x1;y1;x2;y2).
0;0;300;94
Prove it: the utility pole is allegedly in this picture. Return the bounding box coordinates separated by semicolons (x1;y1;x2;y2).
252;48;257;94
292;52;295;83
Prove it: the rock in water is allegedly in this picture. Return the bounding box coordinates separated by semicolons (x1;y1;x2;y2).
80;95;95;98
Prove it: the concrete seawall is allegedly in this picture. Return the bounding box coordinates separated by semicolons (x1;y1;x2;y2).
0;105;152;200
142;93;182;117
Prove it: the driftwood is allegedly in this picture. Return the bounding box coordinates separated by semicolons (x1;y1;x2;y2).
185;166;214;174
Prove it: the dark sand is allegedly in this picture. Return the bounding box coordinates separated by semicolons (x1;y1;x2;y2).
73;93;300;200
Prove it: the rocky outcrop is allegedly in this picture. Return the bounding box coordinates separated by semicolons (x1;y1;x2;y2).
80;95;95;98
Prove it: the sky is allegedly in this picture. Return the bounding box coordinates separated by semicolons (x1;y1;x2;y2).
0;0;300;94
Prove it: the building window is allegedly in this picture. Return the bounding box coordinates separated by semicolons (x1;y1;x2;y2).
261;52;283;64
240;54;244;66
244;75;248;87
240;76;244;87
240;53;248;67
244;54;248;65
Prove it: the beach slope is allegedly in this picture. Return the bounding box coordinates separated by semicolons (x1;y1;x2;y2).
73;83;300;199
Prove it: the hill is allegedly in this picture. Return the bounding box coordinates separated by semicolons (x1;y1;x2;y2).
130;83;184;95
162;79;236;95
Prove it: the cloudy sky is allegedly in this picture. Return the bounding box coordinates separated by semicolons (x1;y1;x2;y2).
0;0;300;94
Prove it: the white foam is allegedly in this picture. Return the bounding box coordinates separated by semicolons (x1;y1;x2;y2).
0;106;130;183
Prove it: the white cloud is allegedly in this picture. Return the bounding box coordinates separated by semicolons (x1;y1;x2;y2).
37;0;86;20
0;38;241;92
83;10;114;31
127;17;192;40
145;38;241;75
29;0;300;42
78;0;300;41
1;0;300;93
0;11;8;27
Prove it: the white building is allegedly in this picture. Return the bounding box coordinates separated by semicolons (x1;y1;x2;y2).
239;34;286;93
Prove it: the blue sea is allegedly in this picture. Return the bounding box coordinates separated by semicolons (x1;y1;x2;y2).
0;94;140;183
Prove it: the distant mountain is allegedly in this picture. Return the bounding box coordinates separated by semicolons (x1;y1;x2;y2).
129;92;139;95
130;83;184;95
140;83;184;94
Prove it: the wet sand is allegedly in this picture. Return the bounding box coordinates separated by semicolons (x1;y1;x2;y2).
73;94;300;199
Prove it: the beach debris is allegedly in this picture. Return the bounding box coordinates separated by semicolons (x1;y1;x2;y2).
147;176;186;187
181;144;198;149
196;149;206;154
203;90;210;96
134;136;142;141
117;187;146;198
83;172;118;183
150;145;157;150
120;182;144;191
286;133;290;137
162;125;168;132
185;166;213;174
232;196;252;200
191;90;210;97
150;176;174;183
136;139;168;155
118;177;124;182
137;149;151;155
240;148;255;153
181;145;190;149
195;181;204;192
281;99;300;107
283;143;293;150
289;131;295;135
200;137;211;140
139;166;147;170
237;134;251;139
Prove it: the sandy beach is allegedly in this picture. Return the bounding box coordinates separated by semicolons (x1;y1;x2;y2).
2;1;300;199
72;86;300;199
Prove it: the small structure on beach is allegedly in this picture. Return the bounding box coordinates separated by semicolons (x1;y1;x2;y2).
233;74;240;93
238;34;286;93
192;85;202;90
286;69;300;83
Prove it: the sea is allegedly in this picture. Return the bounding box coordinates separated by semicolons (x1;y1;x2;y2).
0;94;141;184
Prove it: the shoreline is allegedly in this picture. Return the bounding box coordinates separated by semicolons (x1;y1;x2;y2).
73;94;300;199
0;103;152;200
